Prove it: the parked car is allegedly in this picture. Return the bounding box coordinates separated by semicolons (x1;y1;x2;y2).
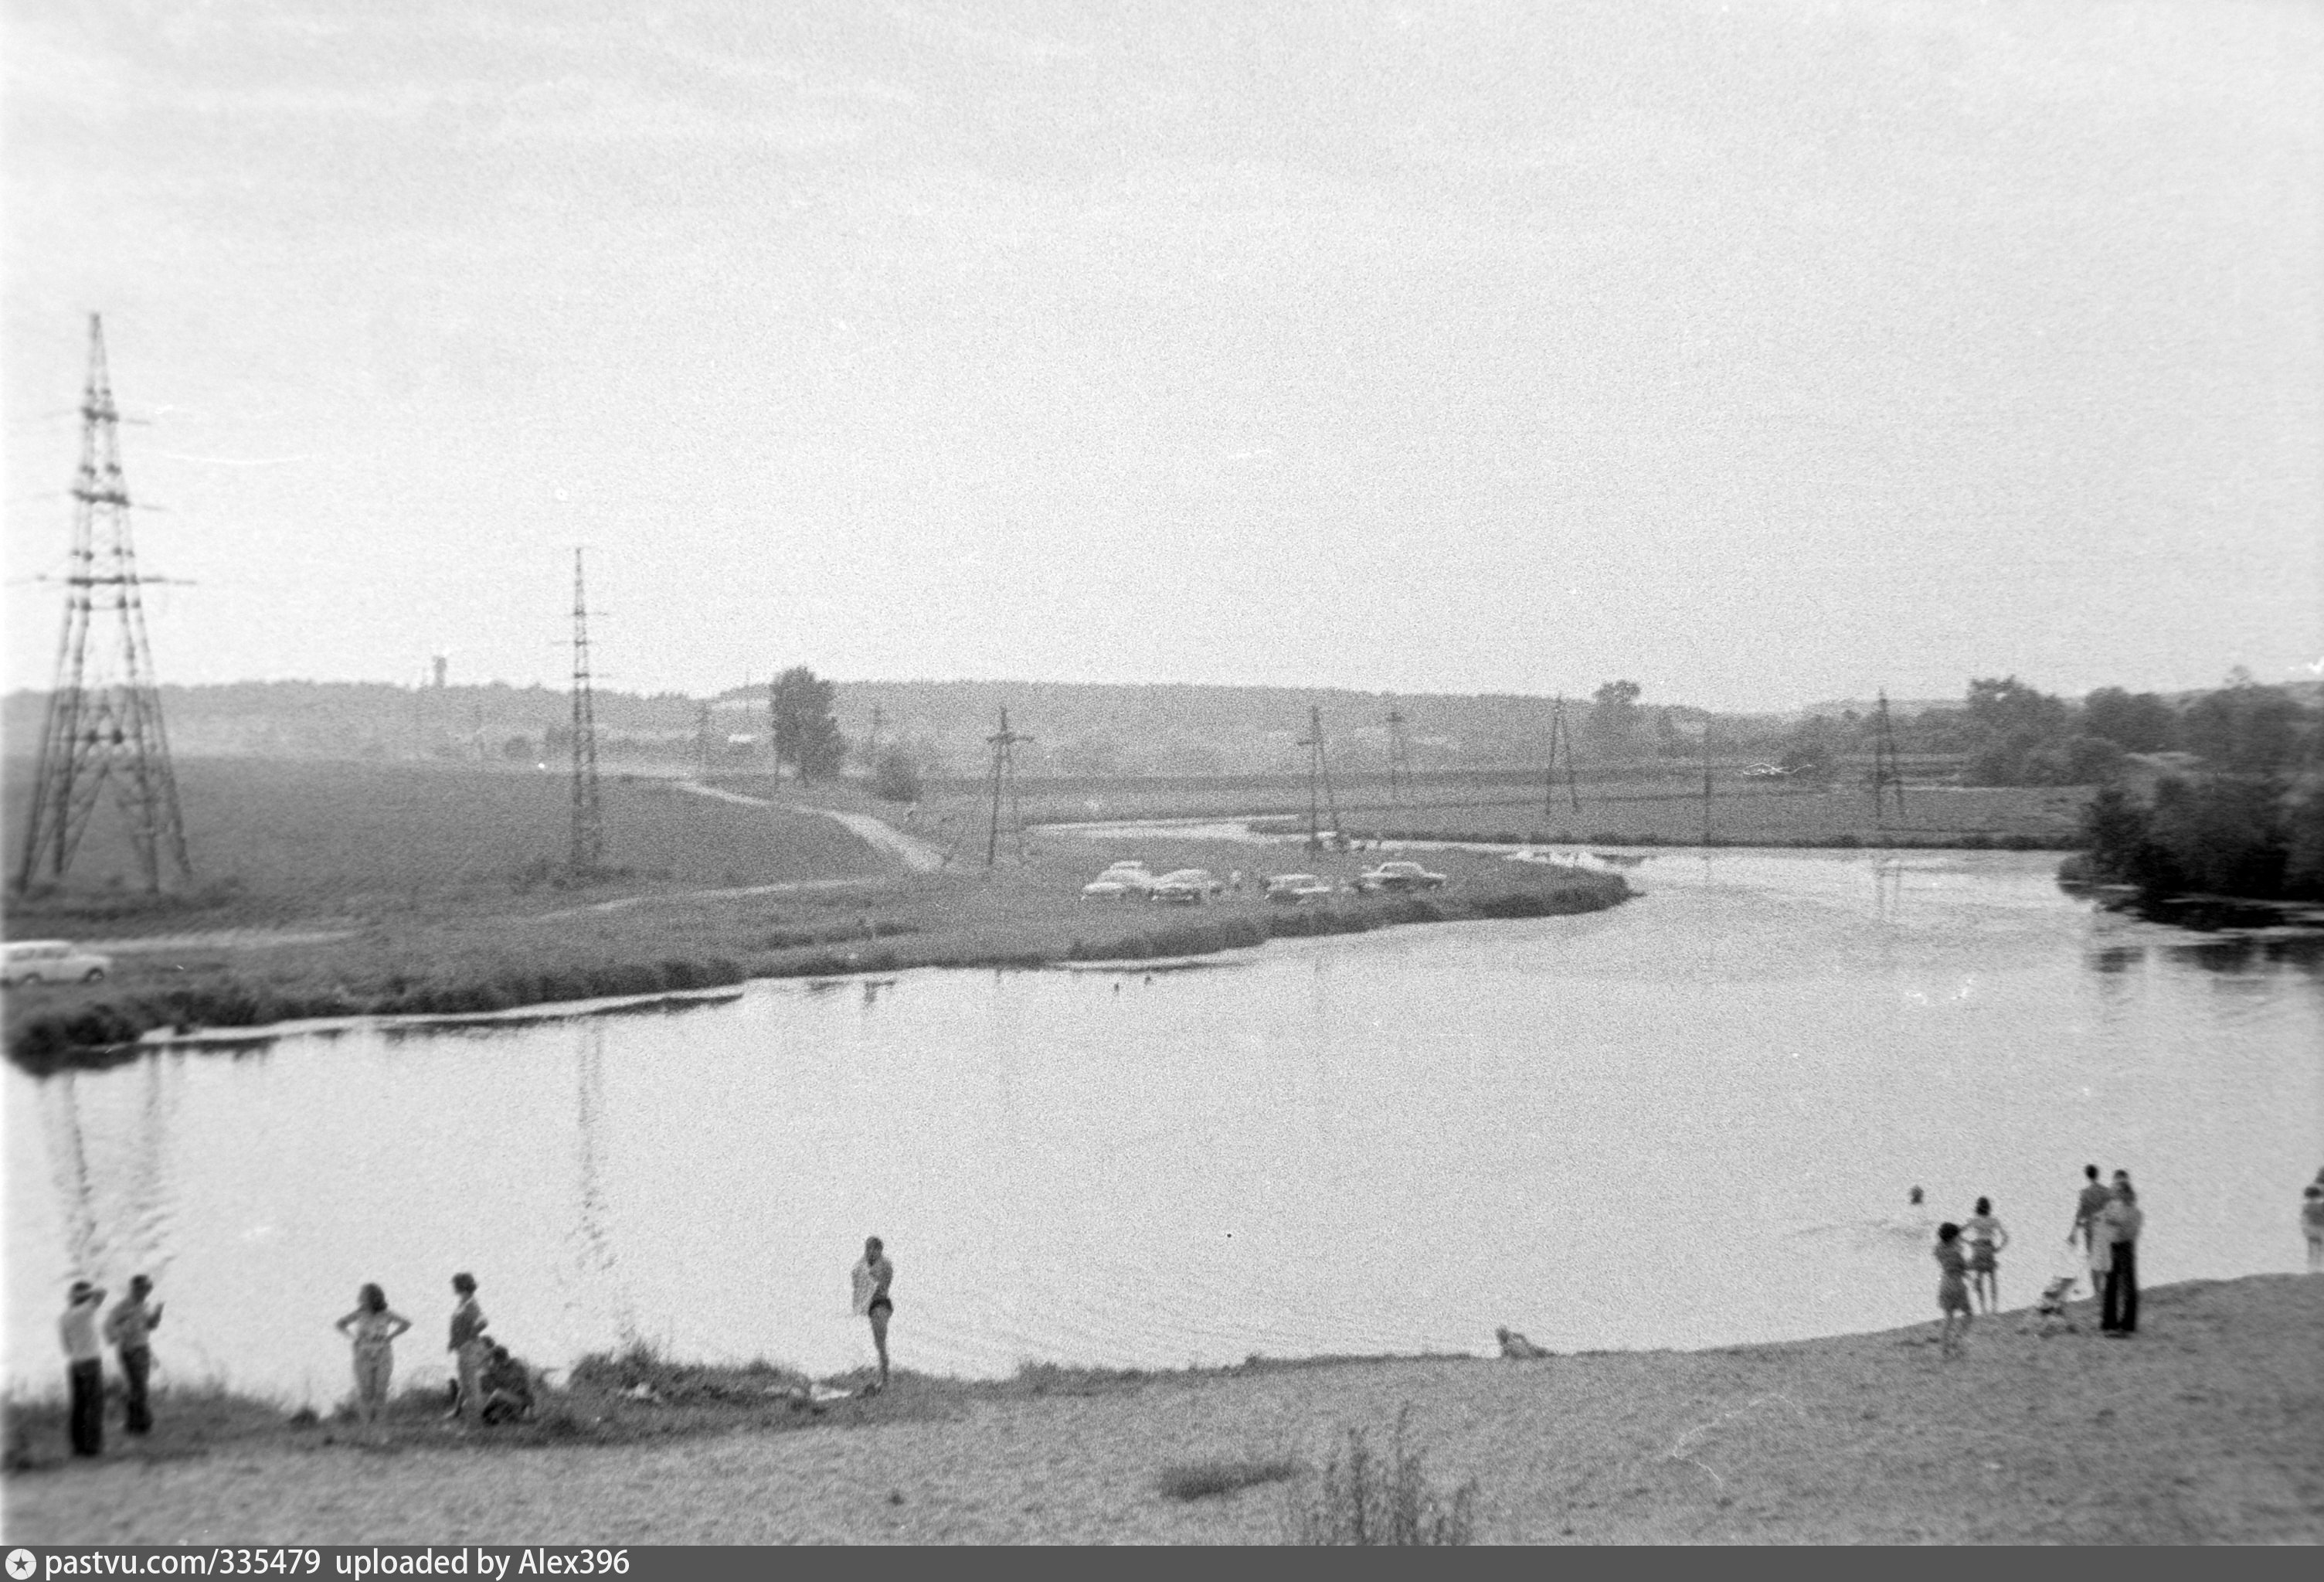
1150;868;1225;904
1355;859;1448;893
1263;873;1335;905
1082;861;1159;900
2;939;112;987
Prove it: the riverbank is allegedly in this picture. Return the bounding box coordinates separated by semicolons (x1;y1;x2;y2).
5;1274;2316;1544
5;832;1629;1070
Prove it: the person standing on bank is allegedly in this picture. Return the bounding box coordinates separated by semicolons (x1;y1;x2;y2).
2067;1163;2112;1295
2098;1176;2144;1336
103;1274;164;1435
851;1237;895;1393
1963;1199;2009;1315
59;1281;107;1457
336;1284;412;1441
446;1273;488;1419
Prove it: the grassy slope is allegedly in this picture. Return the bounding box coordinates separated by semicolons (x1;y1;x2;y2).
5;1276;2316;1543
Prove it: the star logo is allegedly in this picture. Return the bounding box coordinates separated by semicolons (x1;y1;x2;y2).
7;1548;37;1580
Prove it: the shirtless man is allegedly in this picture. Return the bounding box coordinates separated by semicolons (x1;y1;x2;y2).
852;1237;895;1393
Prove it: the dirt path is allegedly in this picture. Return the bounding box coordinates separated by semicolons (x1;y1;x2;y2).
671;781;948;873
8;1277;2317;1545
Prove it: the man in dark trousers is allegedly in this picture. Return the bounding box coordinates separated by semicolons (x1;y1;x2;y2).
59;1281;106;1457
103;1274;164;1435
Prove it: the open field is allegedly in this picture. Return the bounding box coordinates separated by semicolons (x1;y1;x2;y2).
3;758;1628;1067
2;758;889;930
6;1275;2316;1544
912;767;2091;850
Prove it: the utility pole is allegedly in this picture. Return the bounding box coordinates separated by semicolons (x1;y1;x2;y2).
1869;691;1908;827
984;706;1032;866
1701;717;1715;847
14;314;194;896
569;547;604;876
1543;695;1581;824
1299;706;1342;852
1384;703;1414;838
867;703;885;773
694;700;714;780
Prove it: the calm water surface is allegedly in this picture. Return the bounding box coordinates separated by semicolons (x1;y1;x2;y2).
6;850;2319;1402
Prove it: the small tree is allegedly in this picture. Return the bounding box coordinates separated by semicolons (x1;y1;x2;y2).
1584;679;1643;761
768;666;848;781
871;746;922;804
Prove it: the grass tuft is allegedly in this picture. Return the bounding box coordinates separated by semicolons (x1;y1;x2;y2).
1287;1405;1479;1546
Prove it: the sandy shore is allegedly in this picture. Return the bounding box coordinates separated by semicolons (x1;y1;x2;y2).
7;1275;2319;1545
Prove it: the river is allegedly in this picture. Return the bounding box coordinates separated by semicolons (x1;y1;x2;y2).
5;849;2319;1403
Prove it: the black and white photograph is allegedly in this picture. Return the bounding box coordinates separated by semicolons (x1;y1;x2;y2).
2;0;2319;1547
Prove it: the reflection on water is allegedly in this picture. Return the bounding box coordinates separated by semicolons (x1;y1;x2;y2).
5;851;2319;1399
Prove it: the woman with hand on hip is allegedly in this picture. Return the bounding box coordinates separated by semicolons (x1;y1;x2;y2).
335;1283;413;1440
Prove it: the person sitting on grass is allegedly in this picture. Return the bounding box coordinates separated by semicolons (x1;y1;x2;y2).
1934;1222;1973;1359
478;1342;535;1424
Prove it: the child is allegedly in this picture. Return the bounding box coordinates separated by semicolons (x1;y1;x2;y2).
478;1342;535;1424
446;1273;488;1420
2303;1184;2324;1274
335;1283;413;1441
1934;1223;1972;1359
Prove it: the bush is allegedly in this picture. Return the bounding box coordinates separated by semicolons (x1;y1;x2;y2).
1160;1457;1303;1502
1288;1407;1477;1546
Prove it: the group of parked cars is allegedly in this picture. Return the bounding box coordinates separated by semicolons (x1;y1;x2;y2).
1081;859;1448;906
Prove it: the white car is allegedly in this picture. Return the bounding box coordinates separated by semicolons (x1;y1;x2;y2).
1355;859;1449;893
1150;868;1225;904
1263;873;1335;905
1082;861;1158;900
2;939;113;987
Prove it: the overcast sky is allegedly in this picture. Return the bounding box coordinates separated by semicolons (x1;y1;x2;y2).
4;0;2317;713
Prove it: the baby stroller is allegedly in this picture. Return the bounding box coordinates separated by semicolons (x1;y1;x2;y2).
2027;1243;2084;1335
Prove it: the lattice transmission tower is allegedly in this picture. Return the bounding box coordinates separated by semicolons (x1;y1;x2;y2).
984;706;1032;866
14;315;194;896
1868;691;1908;827
1542;695;1582;822
1300;705;1342;851
1384;703;1414;837
569;548;605;876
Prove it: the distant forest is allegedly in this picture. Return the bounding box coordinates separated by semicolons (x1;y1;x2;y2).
4;674;2318;789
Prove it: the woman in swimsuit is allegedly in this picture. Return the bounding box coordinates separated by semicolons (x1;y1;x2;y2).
852;1237;895;1393
1933;1223;1972;1359
1963;1196;2009;1315
335;1283;413;1440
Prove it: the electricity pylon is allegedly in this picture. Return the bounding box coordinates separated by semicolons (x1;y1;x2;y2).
984;707;1032;866
1868;691;1908;827
1300;705;1342;851
569;548;604;876
1543;695;1581;822
14;315;194;896
1384;703;1414;835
